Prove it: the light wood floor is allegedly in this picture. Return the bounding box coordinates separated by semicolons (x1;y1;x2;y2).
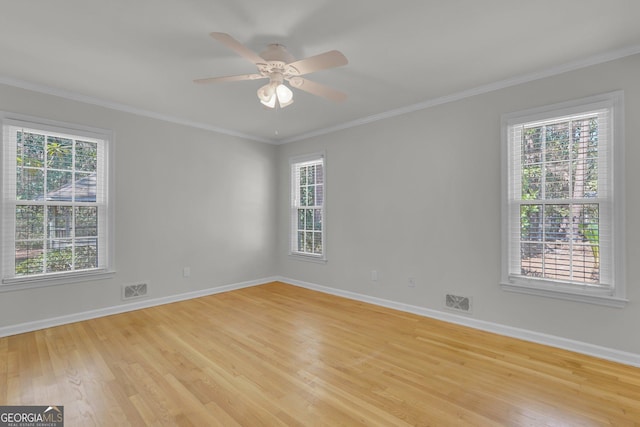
1;282;639;426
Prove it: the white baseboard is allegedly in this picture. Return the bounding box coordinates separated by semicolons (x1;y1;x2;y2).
277;276;640;368
0;276;279;338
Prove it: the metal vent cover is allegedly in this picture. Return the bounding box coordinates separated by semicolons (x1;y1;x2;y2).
445;294;472;313
122;283;147;300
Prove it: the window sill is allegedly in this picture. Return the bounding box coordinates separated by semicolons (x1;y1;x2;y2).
0;270;115;293
288;253;327;264
500;280;627;308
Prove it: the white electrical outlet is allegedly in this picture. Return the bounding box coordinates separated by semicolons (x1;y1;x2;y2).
408;277;416;287
371;270;378;281
183;267;191;278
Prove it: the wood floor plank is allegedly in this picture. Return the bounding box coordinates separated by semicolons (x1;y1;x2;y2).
1;281;639;426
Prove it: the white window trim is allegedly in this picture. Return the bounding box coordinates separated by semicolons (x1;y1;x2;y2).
0;112;115;292
289;152;327;263
500;91;626;308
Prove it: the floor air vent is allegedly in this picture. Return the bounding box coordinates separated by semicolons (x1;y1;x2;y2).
445;294;472;313
123;283;148;300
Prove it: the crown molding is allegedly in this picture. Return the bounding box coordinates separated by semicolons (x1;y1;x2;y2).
2;44;639;145
279;44;640;144
0;75;276;144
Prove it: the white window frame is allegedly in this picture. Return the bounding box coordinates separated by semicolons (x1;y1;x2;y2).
289;152;327;263
501;92;626;307
0;112;115;291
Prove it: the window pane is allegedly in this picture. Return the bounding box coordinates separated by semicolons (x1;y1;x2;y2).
17;131;45;167
545;161;570;199
572;118;599;198
543;122;571;200
571;118;597;156
75;207;98;237
521;165;541;200
520;242;543;277
577;204;599;282
521;126;543;201
305;209;313;231
75;173;97;202
46;137;73;170
545;122;570;163
298;209;305;231
15;241;44;276
544;204;569;242
520;204;542;242
16;205;44;240
571;243;598;283
46;242;73;273
75;140;97;172
307;165;315;185
520;203;599;283
543;245;572;281
305;232;313;252
522;127;543;163
300;187;307;206
316;184;324;206
46;170;73;201
297;231;304;252
586;119;599;197
307;185;315;206
47;206;73;239
300;166;307;186
16;168;44;200
314;209;322;231
315;164;323;184
75;238;98;270
313;232;322;254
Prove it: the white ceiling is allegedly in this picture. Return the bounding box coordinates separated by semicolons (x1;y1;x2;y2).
1;0;640;143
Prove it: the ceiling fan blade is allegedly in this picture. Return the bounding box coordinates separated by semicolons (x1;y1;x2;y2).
287;77;347;102
194;73;265;84
286;50;348;76
210;32;265;64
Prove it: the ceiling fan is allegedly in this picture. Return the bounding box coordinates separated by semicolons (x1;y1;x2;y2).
194;32;348;109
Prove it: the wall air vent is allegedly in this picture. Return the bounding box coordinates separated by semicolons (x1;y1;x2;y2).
445;294;472;313
122;283;148;300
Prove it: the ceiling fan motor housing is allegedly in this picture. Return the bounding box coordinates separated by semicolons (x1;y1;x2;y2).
260;44;294;63
258;44;303;79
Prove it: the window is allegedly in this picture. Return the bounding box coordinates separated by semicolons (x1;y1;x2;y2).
501;92;625;307
1;114;114;289
290;154;325;260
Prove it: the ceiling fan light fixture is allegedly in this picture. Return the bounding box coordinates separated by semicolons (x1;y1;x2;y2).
257;83;275;102
257;80;294;109
261;94;277;108
276;83;294;108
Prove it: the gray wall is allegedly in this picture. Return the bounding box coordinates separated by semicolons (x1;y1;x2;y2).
0;83;278;327
276;54;640;354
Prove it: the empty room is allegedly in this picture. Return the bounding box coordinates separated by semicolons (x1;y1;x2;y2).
1;1;640;425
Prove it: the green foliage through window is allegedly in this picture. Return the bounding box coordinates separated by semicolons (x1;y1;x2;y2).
11;127;101;277
517;116;600;284
292;159;324;256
